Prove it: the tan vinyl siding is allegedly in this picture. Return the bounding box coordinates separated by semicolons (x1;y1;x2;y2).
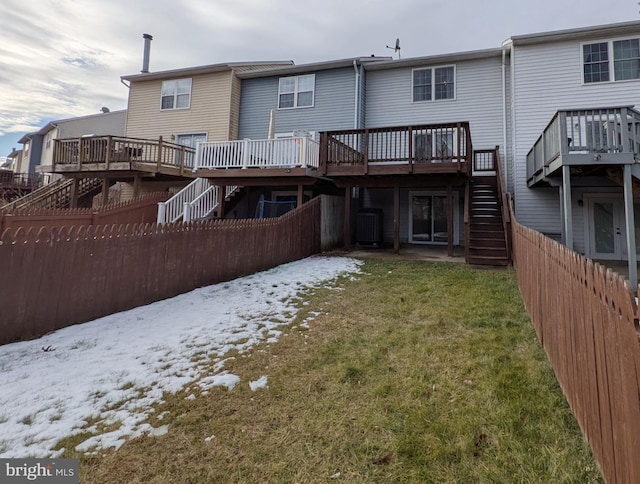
125;71;236;142
229;74;242;140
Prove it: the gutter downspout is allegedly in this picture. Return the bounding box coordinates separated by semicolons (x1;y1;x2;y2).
353;60;360;129
501;46;508;191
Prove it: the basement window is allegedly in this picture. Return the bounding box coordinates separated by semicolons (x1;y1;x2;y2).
161;78;192;110
583;38;640;83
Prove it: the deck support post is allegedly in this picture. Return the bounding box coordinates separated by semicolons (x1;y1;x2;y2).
623;164;638;290
297;184;304;208
133;175;141;198
217;184;226;218
561;165;573;249
447;184;454;257
101;178;110;206
393;184;400;253
70;178;79;209
344;185;352;250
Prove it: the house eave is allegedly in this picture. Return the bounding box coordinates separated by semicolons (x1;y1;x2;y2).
121;61;294;82
509;20;640;47
363;48;504;71
236;57;393;79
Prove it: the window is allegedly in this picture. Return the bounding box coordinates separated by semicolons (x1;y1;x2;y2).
412;66;455;102
278;74;315;109
583;38;640;83
161;78;192;110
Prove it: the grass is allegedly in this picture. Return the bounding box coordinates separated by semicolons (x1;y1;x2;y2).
69;258;601;483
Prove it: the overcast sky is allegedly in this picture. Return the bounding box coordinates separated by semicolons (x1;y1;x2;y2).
1;0;638;157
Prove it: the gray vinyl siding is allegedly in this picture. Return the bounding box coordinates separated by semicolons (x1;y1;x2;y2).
511;38;640;241
57;111;126;139
365;56;505;153
239;67;357;140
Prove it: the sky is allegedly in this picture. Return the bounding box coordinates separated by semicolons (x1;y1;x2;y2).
0;0;638;157
0;255;363;457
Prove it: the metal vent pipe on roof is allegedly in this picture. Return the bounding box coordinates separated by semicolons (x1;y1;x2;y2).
141;33;153;73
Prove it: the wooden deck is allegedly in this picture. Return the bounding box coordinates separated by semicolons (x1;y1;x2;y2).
527;107;640;187
52;123;473;181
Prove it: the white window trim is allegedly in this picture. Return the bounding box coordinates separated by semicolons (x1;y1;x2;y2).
581;36;640;85
160;78;192;110
277;74;315;110
411;65;456;103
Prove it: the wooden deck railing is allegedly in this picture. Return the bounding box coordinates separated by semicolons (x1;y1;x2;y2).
320;123;472;175
526;106;640;182
54;136;197;173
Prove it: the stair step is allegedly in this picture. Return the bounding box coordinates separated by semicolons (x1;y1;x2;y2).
467;256;510;266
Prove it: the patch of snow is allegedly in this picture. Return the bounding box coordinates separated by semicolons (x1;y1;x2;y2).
249;376;268;391
198;372;241;391
0;256;362;457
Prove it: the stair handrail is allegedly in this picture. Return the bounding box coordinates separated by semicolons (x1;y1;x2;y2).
492;146;512;262
157;178;211;224
184;185;240;222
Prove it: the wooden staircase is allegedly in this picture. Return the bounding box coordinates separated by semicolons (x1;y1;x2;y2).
1;177;103;210
466;174;510;266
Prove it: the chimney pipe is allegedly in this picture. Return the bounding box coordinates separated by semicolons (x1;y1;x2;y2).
141;33;153;73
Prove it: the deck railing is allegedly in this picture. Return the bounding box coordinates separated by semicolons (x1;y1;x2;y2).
54;136;197;173
194;137;320;170
320;123;471;174
526;106;640;181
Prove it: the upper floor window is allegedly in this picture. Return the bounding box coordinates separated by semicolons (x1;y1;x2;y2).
413;66;455;102
583;38;640;83
161;78;192;110
278;74;315;109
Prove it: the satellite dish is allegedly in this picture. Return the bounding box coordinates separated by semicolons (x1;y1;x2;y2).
386;38;401;59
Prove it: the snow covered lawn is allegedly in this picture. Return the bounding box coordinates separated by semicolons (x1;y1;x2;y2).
0;256;362;458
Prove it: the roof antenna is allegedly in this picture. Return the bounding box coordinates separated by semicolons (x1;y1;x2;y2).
386;38;401;59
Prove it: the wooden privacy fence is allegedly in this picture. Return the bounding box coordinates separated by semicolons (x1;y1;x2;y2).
511;203;640;483
0;196;326;345
0;192;168;233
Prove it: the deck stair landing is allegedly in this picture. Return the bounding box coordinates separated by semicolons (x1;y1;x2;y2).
157;178;239;224
467;176;509;266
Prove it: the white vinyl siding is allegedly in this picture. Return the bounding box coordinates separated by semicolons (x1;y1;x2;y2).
511;39;640;254
367;56;504;154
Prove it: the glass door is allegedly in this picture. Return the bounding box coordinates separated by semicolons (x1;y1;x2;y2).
409;194;449;244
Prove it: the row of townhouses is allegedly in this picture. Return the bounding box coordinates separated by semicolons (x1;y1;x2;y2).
6;20;640;269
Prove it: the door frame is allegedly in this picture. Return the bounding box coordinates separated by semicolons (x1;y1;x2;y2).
408;190;459;245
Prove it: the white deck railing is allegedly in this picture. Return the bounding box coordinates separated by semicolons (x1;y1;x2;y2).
194;137;319;170
183;185;238;222
157;178;211;224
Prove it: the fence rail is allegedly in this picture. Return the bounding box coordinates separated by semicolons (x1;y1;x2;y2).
510;197;640;483
0;196;333;345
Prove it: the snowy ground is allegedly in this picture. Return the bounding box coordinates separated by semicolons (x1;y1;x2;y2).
0;256;362;458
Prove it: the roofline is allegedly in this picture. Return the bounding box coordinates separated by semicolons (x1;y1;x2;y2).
363;47;504;71
121;61;294;81
236;56;393;78
508;20;640;46
36;109;127;135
